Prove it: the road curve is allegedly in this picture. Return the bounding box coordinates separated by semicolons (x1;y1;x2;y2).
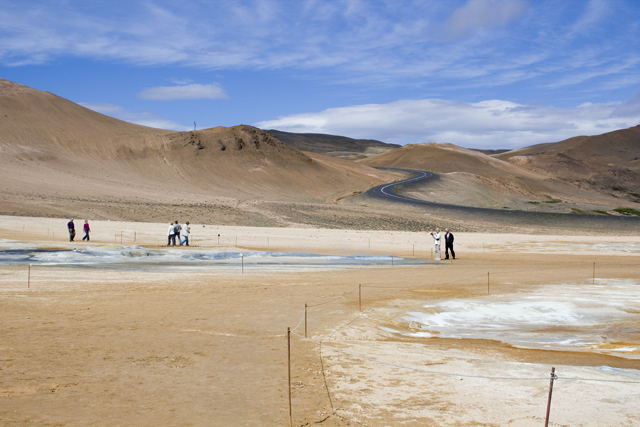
367;169;434;201
364;168;640;228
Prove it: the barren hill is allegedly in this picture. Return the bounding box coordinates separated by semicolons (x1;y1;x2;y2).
0;78;399;224
496;125;640;203
359;142;638;214
265;129;400;159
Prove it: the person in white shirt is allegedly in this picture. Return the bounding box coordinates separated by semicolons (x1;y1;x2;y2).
430;228;441;260
167;222;175;246
180;222;190;246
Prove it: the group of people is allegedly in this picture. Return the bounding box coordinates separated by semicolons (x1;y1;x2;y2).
168;221;190;246
68;217;444;257
430;228;455;261
67;218;91;242
66;218;191;246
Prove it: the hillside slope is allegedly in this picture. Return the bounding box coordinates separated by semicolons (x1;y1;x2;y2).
0;78;398;222
359;143;636;214
496;125;640;202
266;129;400;159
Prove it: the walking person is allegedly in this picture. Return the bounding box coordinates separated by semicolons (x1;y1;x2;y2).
173;220;181;246
82;220;91;241
180;221;190;246
67;218;76;242
430;228;441;260
444;228;455;260
167;222;175;246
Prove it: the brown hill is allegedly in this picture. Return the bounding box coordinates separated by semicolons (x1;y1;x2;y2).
360;143;541;176
265;129;400;160
496;126;640;202
0;78;398;223
359;143;636;214
498;125;640;167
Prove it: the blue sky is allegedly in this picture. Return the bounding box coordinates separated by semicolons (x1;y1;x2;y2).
2;0;640;149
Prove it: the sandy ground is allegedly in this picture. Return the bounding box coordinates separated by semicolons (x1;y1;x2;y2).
1;216;640;426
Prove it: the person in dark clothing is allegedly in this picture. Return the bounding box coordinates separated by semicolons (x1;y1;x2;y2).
173;221;181;246
67;218;76;242
444;228;455;260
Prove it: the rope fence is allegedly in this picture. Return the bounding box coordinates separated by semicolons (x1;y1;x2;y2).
26;224;536;258
286;262;640;425
0;265;28;277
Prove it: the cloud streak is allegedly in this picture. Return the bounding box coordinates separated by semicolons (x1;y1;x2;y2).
444;0;528;39
255;97;640;149
137;83;228;100
79;102;191;130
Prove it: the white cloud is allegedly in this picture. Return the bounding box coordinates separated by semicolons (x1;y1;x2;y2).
137;83;228;100
444;0;528;39
79;102;191;131
255;97;640;149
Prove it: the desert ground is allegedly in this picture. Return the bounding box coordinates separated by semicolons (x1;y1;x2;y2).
1;215;639;426
2;76;640;427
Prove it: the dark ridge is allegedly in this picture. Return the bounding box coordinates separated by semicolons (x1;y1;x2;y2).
472;148;511;155
265;129;400;159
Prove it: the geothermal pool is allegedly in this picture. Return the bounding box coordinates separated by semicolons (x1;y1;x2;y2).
388;279;640;358
0;242;427;272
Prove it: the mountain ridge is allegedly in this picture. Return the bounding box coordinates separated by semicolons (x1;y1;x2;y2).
265;129;400;159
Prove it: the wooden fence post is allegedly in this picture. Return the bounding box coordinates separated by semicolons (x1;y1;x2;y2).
287;327;292;427
544;367;557;427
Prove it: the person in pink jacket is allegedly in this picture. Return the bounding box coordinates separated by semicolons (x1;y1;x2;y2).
82;220;91;241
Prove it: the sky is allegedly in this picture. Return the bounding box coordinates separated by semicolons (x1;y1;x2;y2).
2;0;640;149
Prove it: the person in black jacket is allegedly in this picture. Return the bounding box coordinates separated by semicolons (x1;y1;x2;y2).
444;228;455;260
67;218;75;242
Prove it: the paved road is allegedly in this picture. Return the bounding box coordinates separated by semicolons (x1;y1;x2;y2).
364;168;640;229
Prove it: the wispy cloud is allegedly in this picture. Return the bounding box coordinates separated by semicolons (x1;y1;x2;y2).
612;89;640;118
79;102;191;130
444;0;528;39
255;97;640;149
1;1;638;97
137;83;228;100
570;0;610;36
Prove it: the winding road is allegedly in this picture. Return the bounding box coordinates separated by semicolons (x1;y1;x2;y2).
364;168;640;228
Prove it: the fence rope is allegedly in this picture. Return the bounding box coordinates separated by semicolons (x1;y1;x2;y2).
364;273;488;290
555;376;640;384
294;331;551;380
306;285;360;308
317;310;373;414
291;307;307;333
294;331;640;383
361;261;606;291
487;262;595;277
0;266;28;278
